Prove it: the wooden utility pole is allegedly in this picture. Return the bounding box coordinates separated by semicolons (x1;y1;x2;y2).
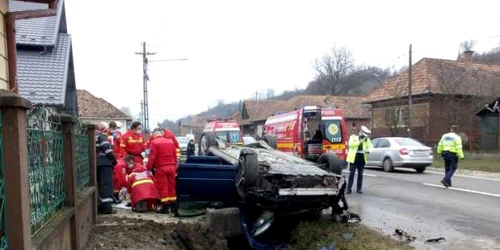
408;44;413;138
136;42;156;135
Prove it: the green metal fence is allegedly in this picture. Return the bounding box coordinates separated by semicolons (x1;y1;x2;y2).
75;121;90;192
0;112;8;249
27;107;65;234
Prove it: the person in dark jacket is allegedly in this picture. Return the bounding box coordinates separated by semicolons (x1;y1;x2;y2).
96;122;117;214
187;139;196;158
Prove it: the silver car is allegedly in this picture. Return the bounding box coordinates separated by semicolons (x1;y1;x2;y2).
366;137;433;173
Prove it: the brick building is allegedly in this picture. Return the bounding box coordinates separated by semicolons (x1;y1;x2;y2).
364;52;500;149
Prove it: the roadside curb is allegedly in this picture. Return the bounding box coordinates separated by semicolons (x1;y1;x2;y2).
427;167;500;180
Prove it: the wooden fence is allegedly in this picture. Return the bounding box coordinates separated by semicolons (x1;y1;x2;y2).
0;90;97;250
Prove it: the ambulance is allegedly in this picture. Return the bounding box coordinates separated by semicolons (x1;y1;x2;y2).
198;118;243;154
264;106;348;162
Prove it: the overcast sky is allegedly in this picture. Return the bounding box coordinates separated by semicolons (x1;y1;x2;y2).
65;0;500;128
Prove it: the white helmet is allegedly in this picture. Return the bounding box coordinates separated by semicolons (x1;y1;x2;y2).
96;121;109;132
361;125;371;137
115;121;123;129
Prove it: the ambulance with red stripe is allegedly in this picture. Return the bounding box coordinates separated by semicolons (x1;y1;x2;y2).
263;106;348;165
198;118;243;155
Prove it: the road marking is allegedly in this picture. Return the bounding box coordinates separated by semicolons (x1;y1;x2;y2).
342;170;377;177
422;183;500;198
425;170;500;182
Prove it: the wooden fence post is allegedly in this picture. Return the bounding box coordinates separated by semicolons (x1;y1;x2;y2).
0;91;32;250
60;114;80;249
86;123;97;223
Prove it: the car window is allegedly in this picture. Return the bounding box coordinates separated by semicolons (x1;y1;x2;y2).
176;137;188;144
395;138;424;146
323;120;342;143
371;138;380;148
378;139;391;148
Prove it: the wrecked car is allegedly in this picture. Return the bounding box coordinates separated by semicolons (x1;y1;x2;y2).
175;133;354;249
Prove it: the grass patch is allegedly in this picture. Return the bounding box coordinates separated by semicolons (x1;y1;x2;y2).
432;159;500;173
290;220;413;250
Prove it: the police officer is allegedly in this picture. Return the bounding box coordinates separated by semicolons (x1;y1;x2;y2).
346;126;373;194
96;122;117;214
437;125;464;187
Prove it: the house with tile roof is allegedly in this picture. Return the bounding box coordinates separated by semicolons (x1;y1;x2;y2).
10;0;78;116
364;51;500;149
77;89;132;133
240;95;370;137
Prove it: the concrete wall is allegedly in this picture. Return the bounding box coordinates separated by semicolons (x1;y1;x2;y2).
0;0;9;90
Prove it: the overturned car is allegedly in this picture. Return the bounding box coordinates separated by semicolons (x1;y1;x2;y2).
182;133;355;247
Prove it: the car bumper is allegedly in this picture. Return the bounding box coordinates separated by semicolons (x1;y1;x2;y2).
393;155;433;167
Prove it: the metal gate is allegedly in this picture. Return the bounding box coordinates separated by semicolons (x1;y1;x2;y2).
479;114;498;151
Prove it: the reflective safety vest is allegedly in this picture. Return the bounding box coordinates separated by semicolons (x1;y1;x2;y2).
437;132;464;159
346;134;373;164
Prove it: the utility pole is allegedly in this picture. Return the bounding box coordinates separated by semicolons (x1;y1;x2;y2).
139;100;145;129
408;44;413;138
136;42;156;135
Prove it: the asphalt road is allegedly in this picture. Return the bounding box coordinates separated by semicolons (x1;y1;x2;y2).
344;166;500;250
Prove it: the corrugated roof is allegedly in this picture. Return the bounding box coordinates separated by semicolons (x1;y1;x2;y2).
17;34;71;105
10;0;61;46
77;90;132;120
365;58;500;103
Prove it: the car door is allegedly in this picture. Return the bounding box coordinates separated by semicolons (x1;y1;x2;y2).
366;138;380;165
375;139;391;165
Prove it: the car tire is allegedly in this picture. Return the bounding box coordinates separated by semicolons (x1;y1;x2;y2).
262;135;277;149
198;133;217;156
236;149;260;198
382;157;394;172
318;153;345;175
415;167;426;173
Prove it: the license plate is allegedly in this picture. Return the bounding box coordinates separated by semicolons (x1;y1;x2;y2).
413;151;426;155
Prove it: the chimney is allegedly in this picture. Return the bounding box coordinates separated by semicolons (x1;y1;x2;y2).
463;50;474;69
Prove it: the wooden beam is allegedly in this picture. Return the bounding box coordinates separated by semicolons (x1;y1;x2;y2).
12;9;57;20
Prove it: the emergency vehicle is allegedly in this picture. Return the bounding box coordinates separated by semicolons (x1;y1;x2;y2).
264;106;349;161
198;118;243;155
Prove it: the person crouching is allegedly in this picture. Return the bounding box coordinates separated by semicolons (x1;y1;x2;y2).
126;164;160;213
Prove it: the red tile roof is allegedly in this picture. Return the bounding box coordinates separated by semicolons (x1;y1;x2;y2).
77;89;132;120
365;58;500;103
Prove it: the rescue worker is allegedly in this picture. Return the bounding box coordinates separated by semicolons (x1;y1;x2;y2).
107;121;123;159
146;128;178;214
437;125;464;187
112;154;135;202
120;121;145;164
162;128;181;161
126;160;160;212
187;139;196;158
96;121;117;214
346;125;373;194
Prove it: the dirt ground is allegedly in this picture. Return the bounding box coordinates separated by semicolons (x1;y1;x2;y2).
84;209;232;250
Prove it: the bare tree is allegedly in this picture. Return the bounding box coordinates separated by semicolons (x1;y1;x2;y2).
120;106;136;120
313;46;356;95
266;89;275;99
383;82;408;136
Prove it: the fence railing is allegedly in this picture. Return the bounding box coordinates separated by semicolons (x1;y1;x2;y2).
0;112;8;250
26;106;66;233
75;121;90;192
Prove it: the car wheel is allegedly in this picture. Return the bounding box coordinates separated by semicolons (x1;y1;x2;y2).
415;167;426;173
318;153;345;175
262;135;277;149
382;158;394;172
236;149;259;198
198;133;217;156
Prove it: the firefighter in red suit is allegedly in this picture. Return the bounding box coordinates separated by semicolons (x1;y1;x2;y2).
120;121;145;164
126;163;160;213
144;128;181;162
146;128;178;214
107;121;123;159
112;155;136;202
